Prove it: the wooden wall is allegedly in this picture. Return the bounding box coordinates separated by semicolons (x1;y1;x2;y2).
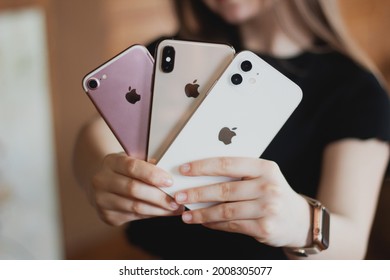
339;0;390;259
46;0;177;259
340;0;390;85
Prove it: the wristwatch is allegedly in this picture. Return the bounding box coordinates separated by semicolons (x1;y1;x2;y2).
286;195;330;257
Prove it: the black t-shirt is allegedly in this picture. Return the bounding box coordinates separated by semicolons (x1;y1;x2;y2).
126;40;390;260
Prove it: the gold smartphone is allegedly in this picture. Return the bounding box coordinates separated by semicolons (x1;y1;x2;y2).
148;39;235;161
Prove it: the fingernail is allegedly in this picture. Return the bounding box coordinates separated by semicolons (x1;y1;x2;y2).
175;192;187;203
182;212;192;223
162;177;173;187
180;163;191;173
170;202;179;210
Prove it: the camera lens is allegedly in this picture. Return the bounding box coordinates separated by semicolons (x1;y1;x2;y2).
161;46;175;73
231;73;243;85
87;78;99;90
241;60;252;72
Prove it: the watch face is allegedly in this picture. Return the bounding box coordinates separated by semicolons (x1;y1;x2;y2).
287;196;330;256
321;207;330;249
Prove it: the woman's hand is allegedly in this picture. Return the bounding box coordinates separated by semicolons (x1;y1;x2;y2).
174;157;311;248
90;152;183;226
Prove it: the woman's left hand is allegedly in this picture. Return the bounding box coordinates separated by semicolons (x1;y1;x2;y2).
174;157;312;248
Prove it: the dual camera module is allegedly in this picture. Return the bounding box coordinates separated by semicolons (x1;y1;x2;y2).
231;60;252;85
161;46;175;73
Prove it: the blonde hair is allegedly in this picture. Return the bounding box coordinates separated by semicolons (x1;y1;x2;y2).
176;0;385;87
287;0;384;86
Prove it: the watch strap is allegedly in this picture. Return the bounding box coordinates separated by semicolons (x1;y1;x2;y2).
285;195;330;257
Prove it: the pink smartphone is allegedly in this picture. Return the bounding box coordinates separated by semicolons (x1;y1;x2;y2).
82;45;154;160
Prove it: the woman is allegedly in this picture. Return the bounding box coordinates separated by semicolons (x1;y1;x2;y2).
74;0;390;259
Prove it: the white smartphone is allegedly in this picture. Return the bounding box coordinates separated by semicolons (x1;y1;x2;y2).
148;39;235;161
156;50;303;209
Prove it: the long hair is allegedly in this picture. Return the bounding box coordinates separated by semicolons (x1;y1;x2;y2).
174;0;383;84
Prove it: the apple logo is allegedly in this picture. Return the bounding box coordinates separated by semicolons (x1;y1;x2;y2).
125;86;141;104
184;79;200;98
218;127;237;145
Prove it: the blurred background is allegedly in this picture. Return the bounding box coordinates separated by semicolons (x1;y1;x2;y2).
0;0;389;259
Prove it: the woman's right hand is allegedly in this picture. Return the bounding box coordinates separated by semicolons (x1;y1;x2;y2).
89;152;183;226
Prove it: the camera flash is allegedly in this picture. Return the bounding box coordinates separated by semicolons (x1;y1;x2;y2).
165;57;171;62
102;74;107;80
249;77;256;84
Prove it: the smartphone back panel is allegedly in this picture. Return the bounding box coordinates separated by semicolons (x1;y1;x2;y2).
82;45;154;160
157;50;303;209
148;39;235;161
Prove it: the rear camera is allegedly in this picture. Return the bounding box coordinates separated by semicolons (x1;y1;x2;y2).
87;78;99;90
241;60;252;72
231;73;243;85
161;46;175;73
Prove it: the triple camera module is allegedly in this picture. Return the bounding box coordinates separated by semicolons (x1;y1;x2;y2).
231;60;253;85
161;46;175;73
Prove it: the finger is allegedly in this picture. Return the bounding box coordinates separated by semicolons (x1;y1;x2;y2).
181;200;274;224
96;192;184;216
105;153;173;187
97;173;180;211
175;179;278;204
125;181;181;211
179;157;280;179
